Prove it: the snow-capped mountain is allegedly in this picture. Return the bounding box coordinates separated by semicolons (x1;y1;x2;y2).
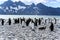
0;0;60;15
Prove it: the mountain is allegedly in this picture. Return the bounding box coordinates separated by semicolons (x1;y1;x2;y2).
0;0;14;9
0;0;60;15
15;1;25;6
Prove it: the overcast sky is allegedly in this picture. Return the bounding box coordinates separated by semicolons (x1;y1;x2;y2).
0;0;60;8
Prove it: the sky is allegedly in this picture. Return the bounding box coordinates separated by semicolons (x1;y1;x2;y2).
0;0;60;8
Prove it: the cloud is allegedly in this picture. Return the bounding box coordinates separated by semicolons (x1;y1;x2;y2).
0;0;56;5
12;0;60;5
44;0;60;8
33;0;48;4
12;0;48;5
0;0;7;4
0;0;60;5
56;0;60;2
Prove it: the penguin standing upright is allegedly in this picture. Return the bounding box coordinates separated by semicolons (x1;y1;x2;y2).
54;18;56;24
21;17;25;25
1;19;4;25
25;18;31;26
34;18;38;26
39;18;41;25
18;18;19;23
50;22;54;31
8;18;11;25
